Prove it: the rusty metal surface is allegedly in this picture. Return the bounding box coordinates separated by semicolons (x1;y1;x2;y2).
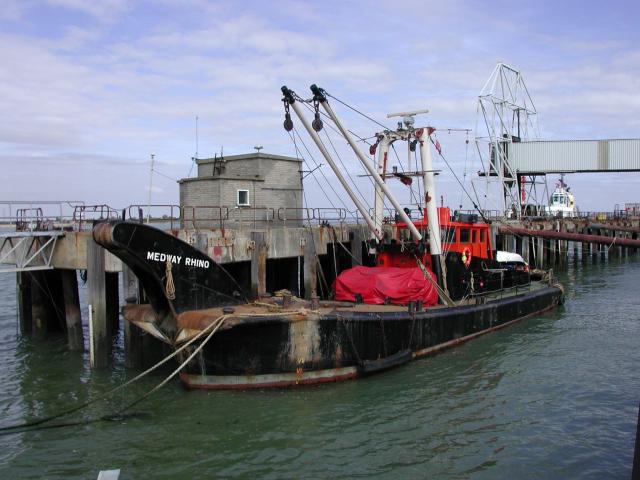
92;221;115;246
498;226;640;247
122;304;158;323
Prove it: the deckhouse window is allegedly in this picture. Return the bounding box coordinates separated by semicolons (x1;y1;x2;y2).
460;229;470;243
237;189;250;206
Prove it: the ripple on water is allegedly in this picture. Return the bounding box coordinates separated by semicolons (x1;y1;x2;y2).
0;260;639;478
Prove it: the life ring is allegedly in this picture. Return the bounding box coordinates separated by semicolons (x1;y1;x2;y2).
462;247;472;268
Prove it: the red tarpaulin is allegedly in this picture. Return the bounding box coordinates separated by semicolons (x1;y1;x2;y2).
333;266;438;306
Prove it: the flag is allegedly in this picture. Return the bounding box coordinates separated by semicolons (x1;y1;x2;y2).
393;172;413;185
435;140;442;154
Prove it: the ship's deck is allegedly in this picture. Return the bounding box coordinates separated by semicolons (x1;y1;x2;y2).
172;281;546;331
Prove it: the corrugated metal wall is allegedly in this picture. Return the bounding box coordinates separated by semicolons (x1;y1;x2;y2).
510;139;640;173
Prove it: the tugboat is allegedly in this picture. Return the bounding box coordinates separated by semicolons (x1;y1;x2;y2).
548;174;578;217
93;85;564;389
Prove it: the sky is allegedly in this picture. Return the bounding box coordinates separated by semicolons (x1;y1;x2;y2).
1;0;640;219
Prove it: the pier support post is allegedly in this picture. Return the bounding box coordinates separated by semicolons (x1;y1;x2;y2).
122;265;143;369
544;239;553;266
350;227;364;267
30;270;63;339
87;240;109;368
250;231;267;298
303;229;317;300
16;272;32;335
105;272;120;336
559;240;567;267
61;269;83;351
521;236;530;264
537;237;545;269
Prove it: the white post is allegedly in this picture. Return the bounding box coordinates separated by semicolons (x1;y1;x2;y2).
319;100;423;242
287;99;382;240
88;303;95;368
374;138;391;235
418;130;442;255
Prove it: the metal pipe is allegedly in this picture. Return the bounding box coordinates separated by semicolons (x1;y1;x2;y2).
286;96;382;239
497;226;640;247
318;98;423;242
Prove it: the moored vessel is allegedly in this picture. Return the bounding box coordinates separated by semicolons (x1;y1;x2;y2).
94;85;564;389
548;174;578;217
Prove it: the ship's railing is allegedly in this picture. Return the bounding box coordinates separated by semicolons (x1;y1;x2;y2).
371;206;425;223
456;209;503;221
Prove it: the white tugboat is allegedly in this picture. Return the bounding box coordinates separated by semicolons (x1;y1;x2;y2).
548;174;578;217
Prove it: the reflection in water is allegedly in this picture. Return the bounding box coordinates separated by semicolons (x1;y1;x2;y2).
0;256;638;478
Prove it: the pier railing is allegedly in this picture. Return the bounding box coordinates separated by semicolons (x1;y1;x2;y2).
2;201;638;233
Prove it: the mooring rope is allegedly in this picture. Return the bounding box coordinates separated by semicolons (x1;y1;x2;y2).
0;307;312;436
112;314;227;413
165;260;176;300
0;314;228;434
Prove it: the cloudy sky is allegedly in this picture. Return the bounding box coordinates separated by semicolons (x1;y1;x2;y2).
1;0;639;218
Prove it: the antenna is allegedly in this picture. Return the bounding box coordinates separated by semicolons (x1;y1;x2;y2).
387;108;429;128
147;153;155;224
187;116;199;178
254;145;263;154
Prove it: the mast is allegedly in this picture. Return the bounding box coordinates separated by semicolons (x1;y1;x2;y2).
374;137;391;235
416;128;447;291
310;85;423;242
281;86;382;240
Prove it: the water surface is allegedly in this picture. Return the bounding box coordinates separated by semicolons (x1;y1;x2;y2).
0;256;638;478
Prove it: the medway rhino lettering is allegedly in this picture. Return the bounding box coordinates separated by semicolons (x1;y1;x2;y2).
146;251;210;268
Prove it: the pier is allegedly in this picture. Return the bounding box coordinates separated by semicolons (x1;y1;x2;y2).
1;201;638;370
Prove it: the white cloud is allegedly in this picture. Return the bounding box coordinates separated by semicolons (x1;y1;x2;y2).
0;1;639;211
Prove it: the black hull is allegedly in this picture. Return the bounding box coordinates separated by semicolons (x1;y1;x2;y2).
180;284;563;389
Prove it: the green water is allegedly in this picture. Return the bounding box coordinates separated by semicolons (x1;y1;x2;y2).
0;256;638;479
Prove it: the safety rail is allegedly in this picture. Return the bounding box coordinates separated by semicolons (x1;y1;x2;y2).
73;205;120;231
517;210;632;221
277;207;349;225
127;204;182;230
372;206;425;223
16;208;44;231
456;209;503;221
181;205;229;230
227;207;276;230
5;202;637;234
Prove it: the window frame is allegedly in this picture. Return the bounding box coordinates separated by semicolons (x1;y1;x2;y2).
237;189;250;207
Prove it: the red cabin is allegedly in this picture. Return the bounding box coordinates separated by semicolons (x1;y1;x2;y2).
376;207;493;269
